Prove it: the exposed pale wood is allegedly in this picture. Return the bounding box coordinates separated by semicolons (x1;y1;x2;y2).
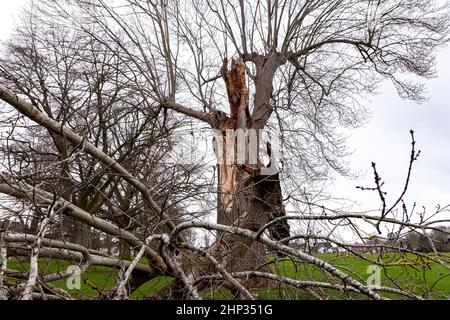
217;58;252;216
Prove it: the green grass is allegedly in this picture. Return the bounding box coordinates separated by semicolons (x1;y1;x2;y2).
6;253;449;300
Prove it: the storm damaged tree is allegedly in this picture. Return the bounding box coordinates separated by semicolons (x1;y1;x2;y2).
0;0;449;300
42;0;447;272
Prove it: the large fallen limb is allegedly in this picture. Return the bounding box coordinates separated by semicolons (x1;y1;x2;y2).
6;245;156;297
179;243;255;300
114;234;167;300
0;235;7;300
194;271;422;300
0;178;166;275
20;213;53;300
5;244;154;276
259;213;450;235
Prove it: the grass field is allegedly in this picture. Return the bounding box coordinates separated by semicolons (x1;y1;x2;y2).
6;253;450;300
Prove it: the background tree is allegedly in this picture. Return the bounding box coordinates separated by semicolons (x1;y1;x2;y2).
0;6;207;255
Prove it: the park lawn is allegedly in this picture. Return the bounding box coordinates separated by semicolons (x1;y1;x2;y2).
5;253;449;300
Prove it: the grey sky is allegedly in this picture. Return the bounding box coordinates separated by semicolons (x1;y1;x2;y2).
1;0;449;224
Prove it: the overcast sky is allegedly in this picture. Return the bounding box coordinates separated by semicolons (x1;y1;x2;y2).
1;1;449;224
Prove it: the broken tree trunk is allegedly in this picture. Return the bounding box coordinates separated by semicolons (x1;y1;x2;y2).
215;58;290;274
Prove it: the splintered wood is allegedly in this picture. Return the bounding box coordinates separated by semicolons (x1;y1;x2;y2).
217;58;251;215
